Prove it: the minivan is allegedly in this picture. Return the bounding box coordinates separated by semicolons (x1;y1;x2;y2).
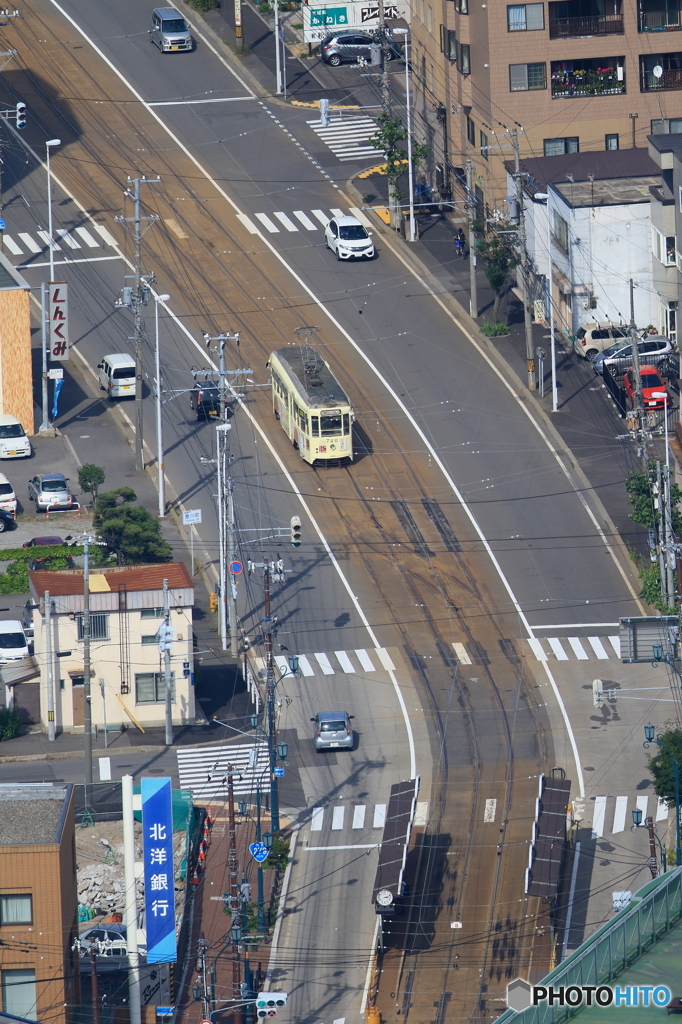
573;322;629;360
0;620;29;663
98;354;137;399
0;415;31;460
149;7;193;52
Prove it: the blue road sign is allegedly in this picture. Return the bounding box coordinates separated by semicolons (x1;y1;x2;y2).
274;767;285;777
0;219;6;231
229;560;243;575
156;1009;174;1017
249;842;269;863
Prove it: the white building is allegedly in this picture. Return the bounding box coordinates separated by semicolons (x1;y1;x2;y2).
28;563;196;733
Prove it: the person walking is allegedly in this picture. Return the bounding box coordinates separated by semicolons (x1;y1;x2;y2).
415;177;431;210
453;227;467;258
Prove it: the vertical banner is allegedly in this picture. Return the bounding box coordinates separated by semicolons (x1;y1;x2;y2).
49;281;69;360
141;778;176;964
235;0;242;37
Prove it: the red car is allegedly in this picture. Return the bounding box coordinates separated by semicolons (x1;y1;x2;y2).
623;365;669;410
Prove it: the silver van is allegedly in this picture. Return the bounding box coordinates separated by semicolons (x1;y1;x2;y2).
97;353;137;399
149;7;193;52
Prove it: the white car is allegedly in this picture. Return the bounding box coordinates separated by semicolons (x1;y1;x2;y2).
0;473;17;515
324;215;375;260
0;620;29;663
0;415;31;459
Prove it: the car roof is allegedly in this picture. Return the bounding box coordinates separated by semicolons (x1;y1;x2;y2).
0;415;22;426
102;353;136;367
0;473;11;486
30;536;64;545
0;620;24;633
318;710;348;719
154;7;183;17
334;216;365;226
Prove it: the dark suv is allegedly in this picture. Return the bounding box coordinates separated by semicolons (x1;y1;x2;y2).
190;383;221;420
319;31;402;66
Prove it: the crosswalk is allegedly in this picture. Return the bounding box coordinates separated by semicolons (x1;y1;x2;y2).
263;646;395;678
307;116;383;161
589;793;669;838
2;222;117;258
310;801;386;835
526;636;620;663
236;205;372;236
177;742;269;799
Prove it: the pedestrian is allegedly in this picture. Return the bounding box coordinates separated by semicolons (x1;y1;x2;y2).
453;228;467;258
415;176;431;209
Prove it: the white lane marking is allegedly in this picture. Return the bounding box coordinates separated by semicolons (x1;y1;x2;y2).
149;95;257;105
311;807;324;831
373;804;386;828
376;647;395;671
274;211;298;232
355;648;375;671
330;208;345;218
636;795;648;821
530;622;620;629
609;635;621;657
17;255;121;269
528;638;547;661
298;655;314;676
588;637;609;660
314;652;334;675
92;223;118;246
352;805;366;829
37;230;61;249
592;796;607;838
334;650;355;673
612;795;627;833
312;209;329;226
548;638;569;661
3;235;22;254
18;232;41;253
452;642;471;664
484;798;496;822
657;798;669;821
56;228;81;248
331;806;345;830
306;844;376;850
254;212;279;233
349;206;373;227
75;226;99;247
293;210;317;230
236;213;259;234
274;655;288;674
568;637;589;660
333;1018;346;1024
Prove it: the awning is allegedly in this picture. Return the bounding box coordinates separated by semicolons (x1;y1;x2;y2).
0;657;39;686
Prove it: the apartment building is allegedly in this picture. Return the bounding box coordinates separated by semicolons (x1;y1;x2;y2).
409;0;682;209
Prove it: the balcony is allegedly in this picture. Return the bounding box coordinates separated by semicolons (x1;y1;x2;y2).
641;52;682;88
639;0;682;29
551;57;626;96
549;1;623;36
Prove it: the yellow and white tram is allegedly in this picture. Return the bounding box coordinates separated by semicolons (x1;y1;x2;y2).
268;347;354;466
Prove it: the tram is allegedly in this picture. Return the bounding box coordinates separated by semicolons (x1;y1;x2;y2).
267;347;354;466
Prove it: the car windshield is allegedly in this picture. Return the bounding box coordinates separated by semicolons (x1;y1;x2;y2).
339;225;368;240
642;374;663;388
0;424;24;438
162;17;187;30
0;484;13;496
603;341;630;356
0;632;25;649
43;480;67;492
112;367;134;379
320;720;346;732
320;411;342;436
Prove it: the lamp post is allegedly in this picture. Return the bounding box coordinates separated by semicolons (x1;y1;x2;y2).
154;293;170;518
45;139;61;284
40;139;61;437
644;721;681;866
534;191;558;412
630;808;666;876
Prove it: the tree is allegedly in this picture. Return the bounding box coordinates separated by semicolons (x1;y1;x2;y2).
369;113;430;227
78;464;106;504
475;223;521;323
93;487;173;565
626;467;682;533
646;727;682;807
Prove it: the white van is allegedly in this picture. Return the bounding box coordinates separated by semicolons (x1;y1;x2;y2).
97;353;137;399
0;620;29;663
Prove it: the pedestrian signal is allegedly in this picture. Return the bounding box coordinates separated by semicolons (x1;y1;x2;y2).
290;515;301;546
256;993;287;1017
15;101;26;129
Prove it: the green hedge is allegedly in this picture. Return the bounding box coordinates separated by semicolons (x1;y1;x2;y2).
0;544;84;595
186;0;218;9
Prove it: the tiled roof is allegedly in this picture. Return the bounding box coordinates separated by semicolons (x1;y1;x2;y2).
28;561;193;598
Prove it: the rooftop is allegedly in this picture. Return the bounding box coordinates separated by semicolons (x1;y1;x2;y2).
552;175;659;208
506;147;661;197
0;249;31;292
28;561;193;599
0;783;72;846
271;347;349;409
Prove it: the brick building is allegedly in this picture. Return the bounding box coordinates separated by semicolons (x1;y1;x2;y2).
0;250;32;434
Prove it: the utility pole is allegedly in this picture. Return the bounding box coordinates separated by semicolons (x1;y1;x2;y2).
115;175;160;471
512;129;536;390
216;423;229;651
200;332;244;420
377;0;390;112
227;764;240;998
122;774;141;1024
466;160;478;319
46;590;55;742
263;560;279;834
162;578;173;746
226;476;238;657
89;941;101;1024
83;534;93;789
196;938;210;1019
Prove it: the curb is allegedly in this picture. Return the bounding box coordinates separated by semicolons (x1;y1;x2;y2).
0;730;259;765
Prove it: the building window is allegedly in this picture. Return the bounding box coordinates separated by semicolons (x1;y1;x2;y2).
552;209;569;253
141;635;158;646
551;57;625;97
543;136;579;155
420;0;425;21
507;3;544;29
458;41;470;73
605;133;619;149
455;0;468;12
2;969;37;1019
135;672;176;705
441;25;457;59
640;1;681;31
467;115;475;144
0;895;32;925
428;5;433;30
140;607;165;619
480;130;489;158
509;62;547;90
641;52;682;90
76;613;109;641
652;117;682;132
652;226;677;265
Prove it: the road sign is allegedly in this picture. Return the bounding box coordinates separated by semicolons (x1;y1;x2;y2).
229;560;243;575
48;368;64;380
274;767;285;777
156;1009;174;1017
249;842;269;863
182;509;202;525
0;218;6;230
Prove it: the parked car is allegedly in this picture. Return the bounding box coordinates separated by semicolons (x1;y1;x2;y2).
318;30;402;66
0;620;29;663
623;365;670;410
591;336;675;376
574;321;628;360
0;473;16;515
78;924;147;970
22;536;67;547
311;710;354;750
28;473;76;513
149;6;192;52
97;353;137;399
0;415;31;459
0;508;17;533
190;382;221;420
325;216;375;260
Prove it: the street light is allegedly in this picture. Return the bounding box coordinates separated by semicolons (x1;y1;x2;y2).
631;808;667;874
45;139;61;284
154;293;170;518
643;723;681;865
40;139;61;437
534;191;558;412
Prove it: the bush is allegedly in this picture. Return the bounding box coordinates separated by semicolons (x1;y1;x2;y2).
93;488;172;565
0;544;84;594
480;322;510;337
78;464;106;505
0;707;21;741
186;0;218;10
264;835;290;872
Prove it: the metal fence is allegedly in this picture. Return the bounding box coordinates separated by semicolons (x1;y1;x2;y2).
496;868;682;1024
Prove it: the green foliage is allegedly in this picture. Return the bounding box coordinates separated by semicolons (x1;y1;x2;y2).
93;488;173;565
637;561;677;614
0;544;83;594
264;835;290;872
475;222;521;322
369;113;430;202
78;464;106;504
0;706;21;741
646;727;682;807
626;468;682;534
186;0;218;10
479;322;510;337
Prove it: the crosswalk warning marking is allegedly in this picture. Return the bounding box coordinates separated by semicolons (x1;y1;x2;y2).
331;806;345;830
236;213;259;234
349;206;373;228
528;638;547;662
335;650;355;673
588;637;609;660
657;797;669;821
3;235;22;255
568;637;589;660
376;648;395;672
274;211;298;232
373;804;386;828
254;212;279;233
452;641;472;664
608;635;621;657
75;226;100;247
548;638;569;661
612;795;628;833
37;230;60;249
312;209;330;227
352;805;366;829
355;649;375;672
484;798;497;822
18;232;41;253
314;652;334;675
298;655;315;676
293;210;317;230
592;795;607;838
311;807;324;831
56;228;81;249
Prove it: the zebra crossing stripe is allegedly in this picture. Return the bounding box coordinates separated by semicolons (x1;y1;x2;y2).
335;650;354;673
588;637;609;660
255;213;279;233
93;224;118;246
612;795;628;833
273;211;298;232
330;208;345;218
376;648;395;672
452;642;472;665
373;804;386;828
293;210;317;230
37;230;60;250
609;635;621;657
176;742;269;798
312;209;329;227
548;638;568;661
568;637;589;660
18;232;41;253
298;655;314;676
592;796;607;838
636;796;649;821
75;226;100;247
352;805;366;828
355;649;375;672
657;798;669;821
528;638;547;662
237;213;259;234
314;652;334;675
349;206;373;228
331;806;345;830
3;235;22;255
57;228;81;249
311;807;324;831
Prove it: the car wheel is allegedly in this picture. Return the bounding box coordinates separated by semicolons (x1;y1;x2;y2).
0;519;6;534
336;249;342;261
328;53;342;66
35;502;41;513
385;49;394;60
584;348;599;360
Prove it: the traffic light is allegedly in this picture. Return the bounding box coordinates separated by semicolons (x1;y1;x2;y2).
592;679;603;709
290;515;301;546
209;592;218;613
15;101;26;129
256;994;287;1018
156;623;175;652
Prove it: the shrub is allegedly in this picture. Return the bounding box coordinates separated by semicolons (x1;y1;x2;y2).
480;322;510;337
0;707;21;741
264;835;290;872
186;0;218;10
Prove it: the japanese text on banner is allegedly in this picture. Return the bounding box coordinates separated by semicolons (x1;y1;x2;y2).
49;282;69;361
141;778;176;964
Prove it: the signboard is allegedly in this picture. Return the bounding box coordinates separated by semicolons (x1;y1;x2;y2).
141;778;177;964
141;964;172;1007
182;509;202;525
303;0;409;42
48;281;69;360
274;766;285;777
229;560;243;575
48;368;64;380
249;841;269;863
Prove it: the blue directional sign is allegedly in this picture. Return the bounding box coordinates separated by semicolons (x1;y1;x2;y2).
0;218;6;231
142;778;176;964
249;842;269;863
274;767;285;777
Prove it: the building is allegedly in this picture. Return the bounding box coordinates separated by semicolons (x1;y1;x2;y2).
408;0;682;212
0;783;79;1024
28;563;196;733
511;148;662;337
0;251;33;434
646;131;682;342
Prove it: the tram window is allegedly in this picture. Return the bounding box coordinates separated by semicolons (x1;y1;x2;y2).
311;416;319;437
343;413;350;435
320;410;342;436
298;408;308;432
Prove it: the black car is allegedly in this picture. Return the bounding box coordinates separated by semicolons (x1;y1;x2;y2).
190;383;221;420
319;31;402;66
0;508;15;533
